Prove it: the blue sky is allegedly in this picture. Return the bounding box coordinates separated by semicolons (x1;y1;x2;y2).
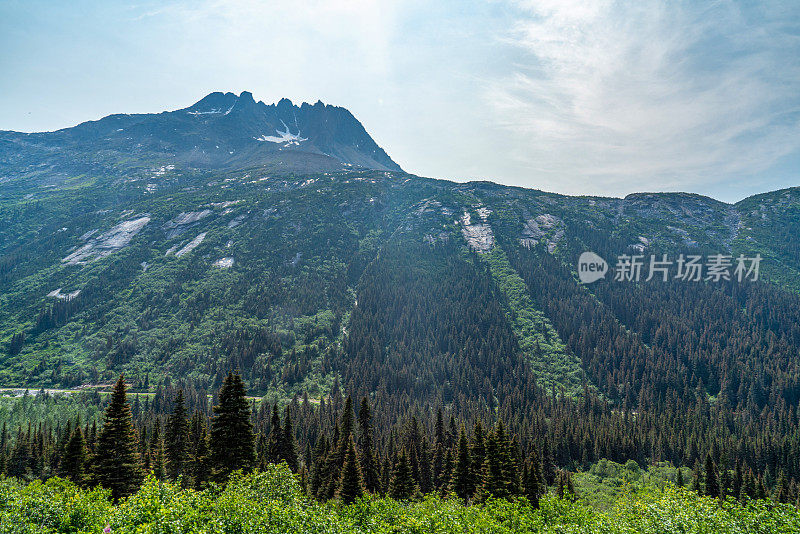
1;0;798;202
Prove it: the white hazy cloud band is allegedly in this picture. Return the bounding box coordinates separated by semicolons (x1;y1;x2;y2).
488;0;800;194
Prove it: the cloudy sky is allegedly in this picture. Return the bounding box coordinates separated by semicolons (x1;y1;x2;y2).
1;0;798;201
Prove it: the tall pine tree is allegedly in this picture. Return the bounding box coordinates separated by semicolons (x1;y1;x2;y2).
91;375;143;500
210;372;255;482
60;422;88;486
338;437;364;504
357;397;380;493
165;389;189;482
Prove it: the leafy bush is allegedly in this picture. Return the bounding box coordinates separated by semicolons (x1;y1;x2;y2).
0;468;798;533
0;477;111;534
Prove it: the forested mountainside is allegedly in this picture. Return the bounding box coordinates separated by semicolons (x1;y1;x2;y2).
2;95;800;494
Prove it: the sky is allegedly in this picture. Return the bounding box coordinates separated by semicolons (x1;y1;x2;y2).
1;0;799;202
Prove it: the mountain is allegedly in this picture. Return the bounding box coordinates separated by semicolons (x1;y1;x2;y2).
0;91;401;187
3;93;800;485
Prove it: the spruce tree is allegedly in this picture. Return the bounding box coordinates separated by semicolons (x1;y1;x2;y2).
310;434;329;498
266;404;283;464
418;438;433;494
7;428;31;481
690;460;702;493
92;374;143;500
740;470;756;501
775;472;790;503
555;469;576;500
189;413;212;489
734;461;743;497
704;453;720;498
470;421;486;480
210;372;256;482
336;396;355;466
165;389;189;482
60;423;88;486
357;397;380;493
281;407;299;472
150;419;166;480
451;427;473;501
524;452;545;508
338;437;364;504
433;408;445;488
477;423;518;500
389;449;417;500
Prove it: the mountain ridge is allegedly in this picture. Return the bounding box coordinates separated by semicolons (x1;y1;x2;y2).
0;93;799;403
0;91;402;179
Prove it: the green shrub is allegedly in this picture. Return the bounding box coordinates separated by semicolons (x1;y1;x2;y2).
0;469;798;533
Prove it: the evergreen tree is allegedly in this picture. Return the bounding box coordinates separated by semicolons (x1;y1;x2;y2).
91;375;143;500
433;408;445;488
676;467;685;487
477;423;518;500
704;453;720;498
380;457;391;496
336;396;355;466
418;438;433;494
266;404;283;464
60;423;88;486
470;421;486;480
524;452;545;508
281;407;299;472
450;427;473;501
775;472;790;503
734;461;744;498
690;460;702;493
189;414;212;489
357;397;380;493
741;470;756;501
389;449;417;500
150;419;165;480
210;372;256;482
556;469;576;500
309;434;329;497
7;428;31;481
338;437;364;504
165;389;189;482
720;466;732;497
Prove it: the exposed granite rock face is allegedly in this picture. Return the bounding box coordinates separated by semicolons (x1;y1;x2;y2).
460;211;494;253
62;216;150;265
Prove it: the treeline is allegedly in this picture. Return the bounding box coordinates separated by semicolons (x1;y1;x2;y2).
2;372;798;508
0;373;552;504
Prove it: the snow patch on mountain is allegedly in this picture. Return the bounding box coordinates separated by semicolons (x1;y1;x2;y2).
255;120;308;146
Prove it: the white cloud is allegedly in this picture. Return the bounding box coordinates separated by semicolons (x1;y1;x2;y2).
487;0;800;196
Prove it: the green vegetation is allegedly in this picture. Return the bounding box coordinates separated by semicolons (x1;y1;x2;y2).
0;390;104;430
482;247;585;395
0;466;797;533
572;458;691;510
